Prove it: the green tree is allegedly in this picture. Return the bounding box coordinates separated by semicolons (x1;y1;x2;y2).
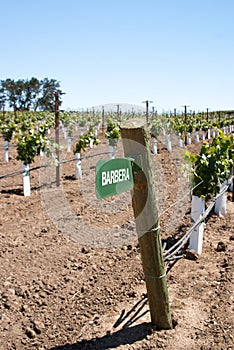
0;77;63;111
23;77;41;111
1;78;18;110
0;85;6;112
38;78;62;111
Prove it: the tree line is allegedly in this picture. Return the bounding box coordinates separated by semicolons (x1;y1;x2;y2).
0;77;64;112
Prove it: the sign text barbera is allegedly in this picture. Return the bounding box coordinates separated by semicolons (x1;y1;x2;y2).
101;168;130;186
96;158;134;199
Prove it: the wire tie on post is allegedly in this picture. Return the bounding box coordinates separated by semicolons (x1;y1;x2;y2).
137;225;160;235
145;270;167;279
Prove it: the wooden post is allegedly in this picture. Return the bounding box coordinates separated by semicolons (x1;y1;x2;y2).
183;105;188;145
116;104;120;120
206;108;209;122
55;91;60;187
102;106;105;134
142;100;153;127
120;122;173;330
146;101;149;126
232;167;234;203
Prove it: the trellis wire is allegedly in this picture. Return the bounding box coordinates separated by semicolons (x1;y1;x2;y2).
0;149;124;180
163;179;232;262
1;147;233;264
158;180;204;220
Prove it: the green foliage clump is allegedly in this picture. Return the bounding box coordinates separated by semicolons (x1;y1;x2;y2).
15;122;51;164
0;119;16;141
0;112;53;163
171;120;186;137
183;131;234;201
150;119;163;138
73;129;100;154
105;121;120;147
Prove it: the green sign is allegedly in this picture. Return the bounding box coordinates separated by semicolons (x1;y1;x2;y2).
96;158;134;199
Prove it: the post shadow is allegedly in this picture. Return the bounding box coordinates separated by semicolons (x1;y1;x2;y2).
49;295;152;350
49;322;152;350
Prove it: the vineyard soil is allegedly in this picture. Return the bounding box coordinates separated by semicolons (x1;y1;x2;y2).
0;134;233;350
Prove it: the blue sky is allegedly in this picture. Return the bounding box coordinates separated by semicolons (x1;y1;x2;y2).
1;0;234;112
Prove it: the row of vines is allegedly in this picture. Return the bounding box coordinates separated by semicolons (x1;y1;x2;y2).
1;108;234;159
1;108;234;256
1;109;234;200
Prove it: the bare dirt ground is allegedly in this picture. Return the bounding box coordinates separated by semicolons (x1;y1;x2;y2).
0;132;233;350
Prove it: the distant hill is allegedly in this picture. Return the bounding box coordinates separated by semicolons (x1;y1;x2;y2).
88;103;146;114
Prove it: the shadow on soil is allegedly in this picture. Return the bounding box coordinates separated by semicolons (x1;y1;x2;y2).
0;182;58;196
1;188;23;196
50;296;152;350
49;322;151;350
